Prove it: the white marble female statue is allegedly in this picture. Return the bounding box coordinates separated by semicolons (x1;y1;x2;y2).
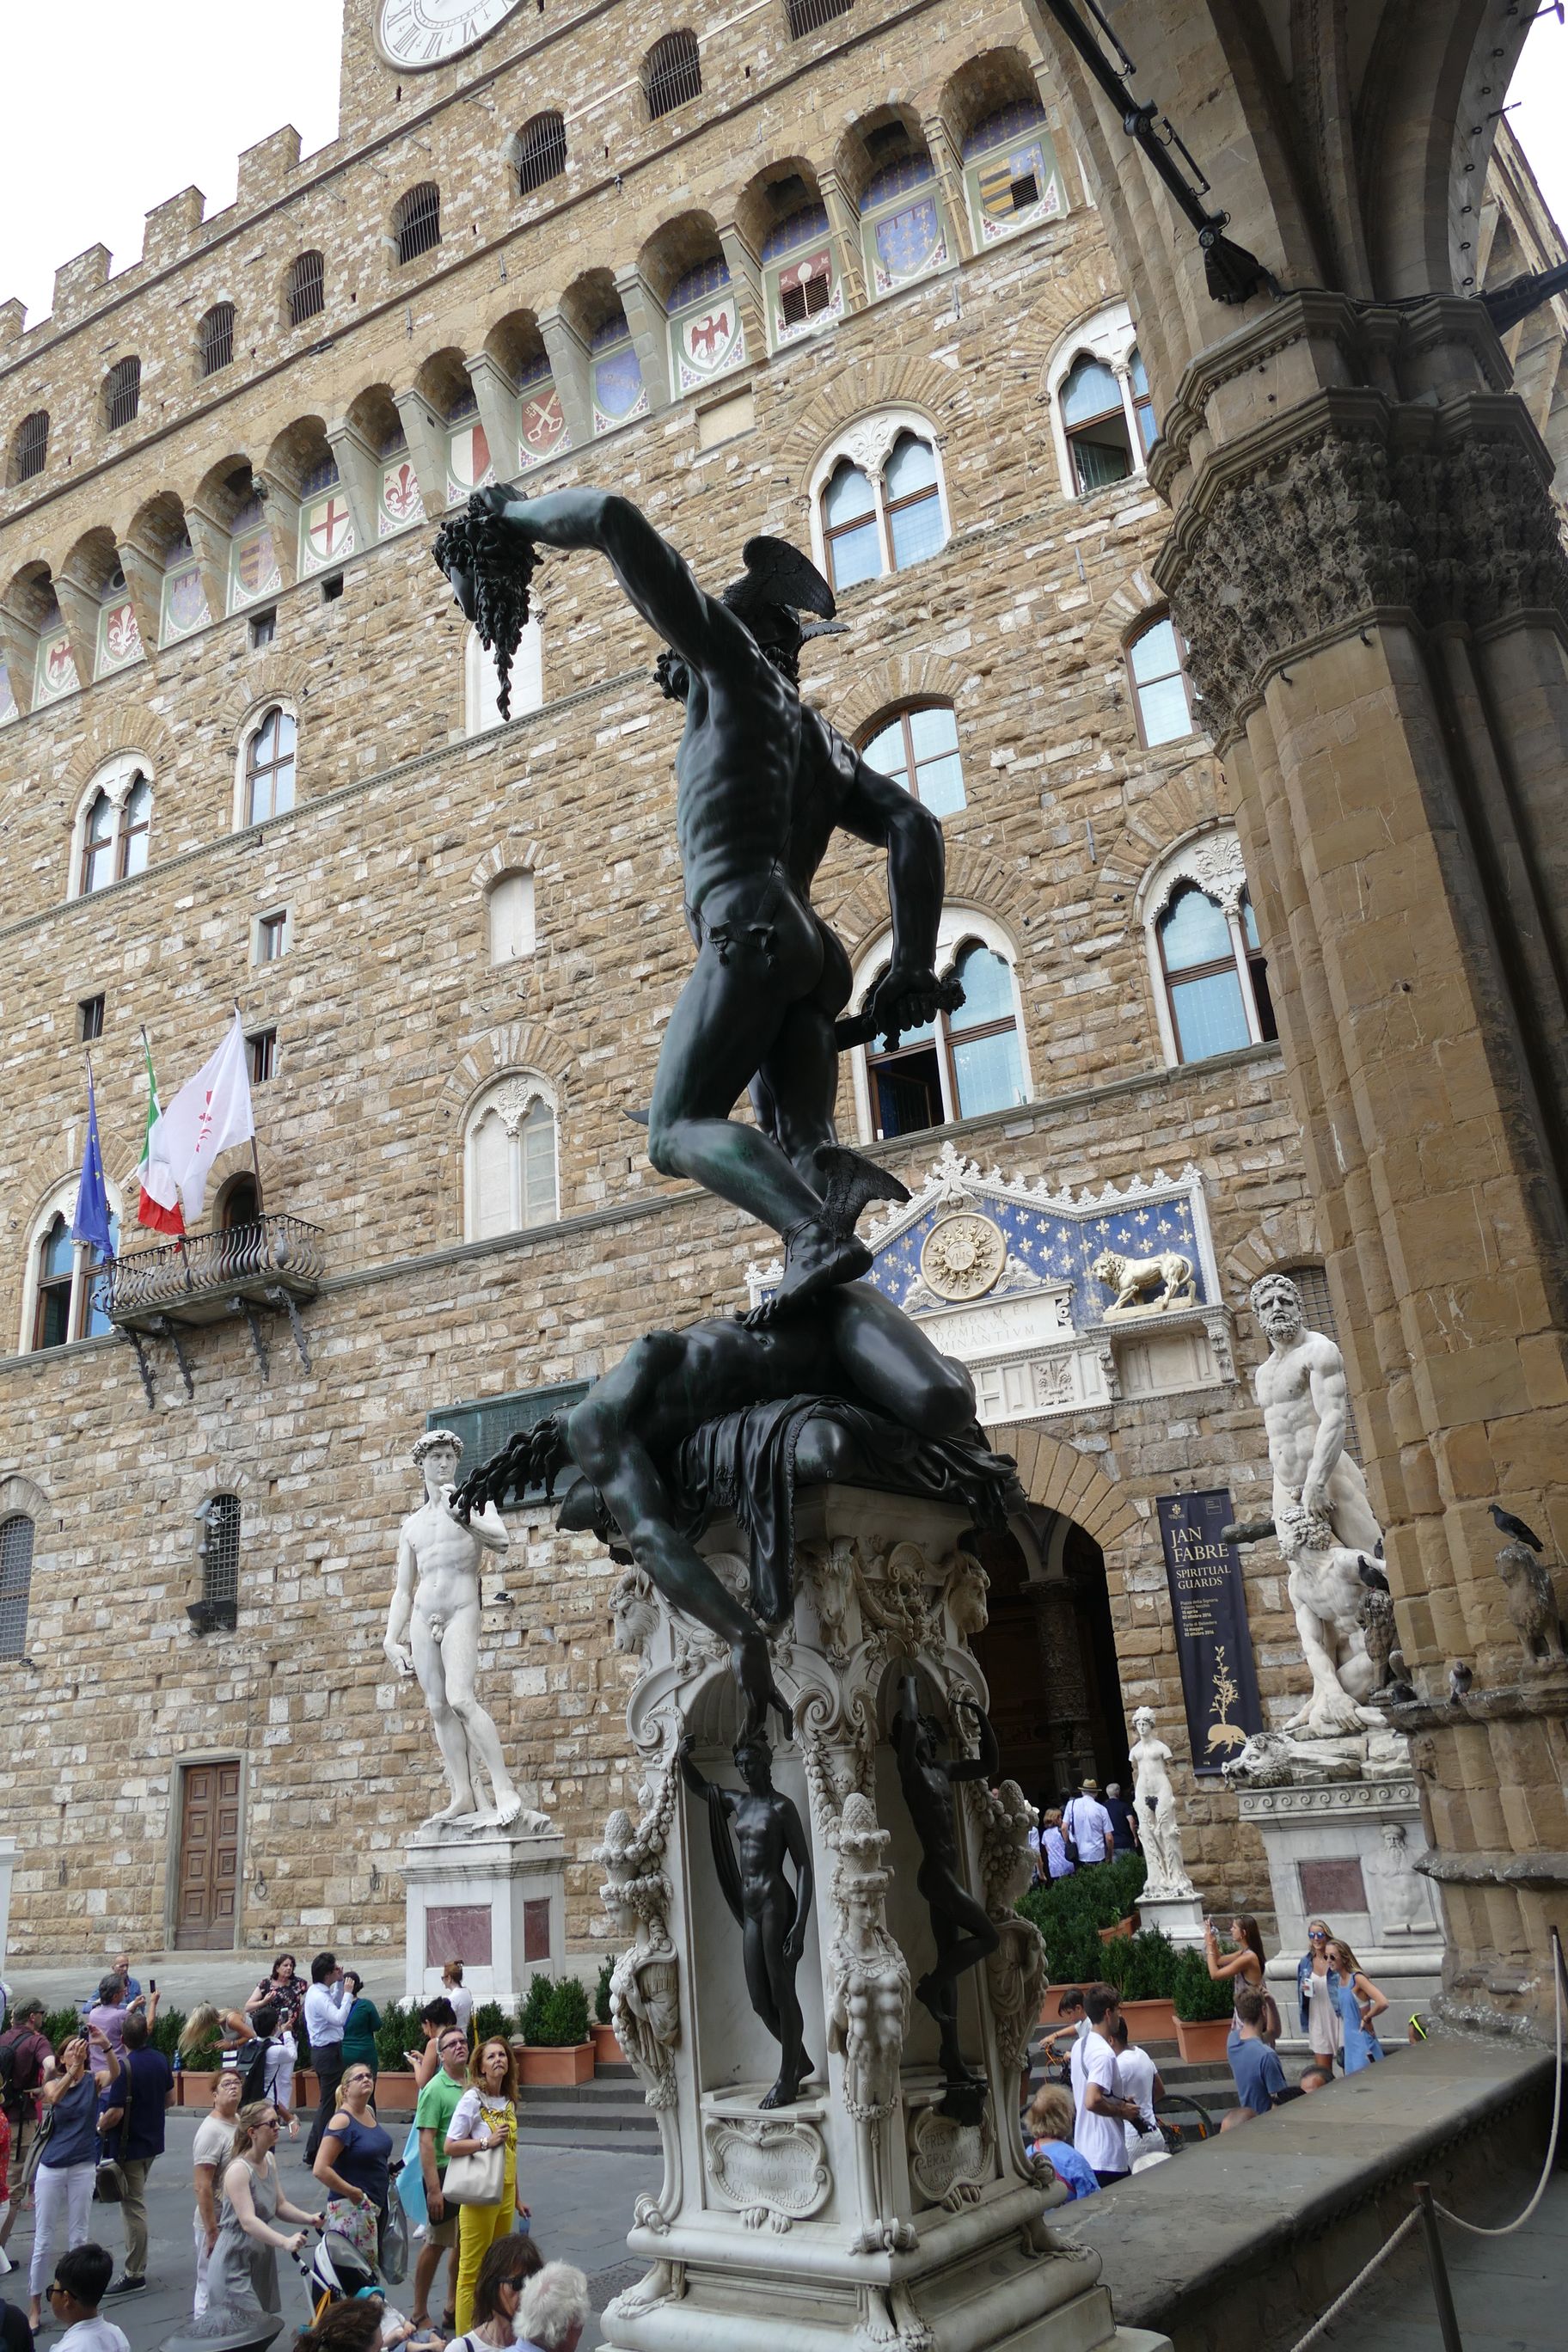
1129;1706;1196;1899
383;1429;546;1832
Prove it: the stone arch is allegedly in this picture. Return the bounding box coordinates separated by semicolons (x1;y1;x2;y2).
440;1024;576;1124
990;1423;1141;1555
1084;567;1167;668
0;1472;51;1522
1013;252;1129;395
14;1122;138;1228
823;842;1018;962
59;709;176;817
775;360;968;482
1088;771;1236;921
469;836;543;894
1222;1202;1325;1302
220;658;313;732
824;649;977;743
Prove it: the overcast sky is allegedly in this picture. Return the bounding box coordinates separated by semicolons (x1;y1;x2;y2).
0;2;1563;327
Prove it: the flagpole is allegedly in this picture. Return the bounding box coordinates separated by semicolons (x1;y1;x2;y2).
142;1023;192;1271
234;1001;265;1221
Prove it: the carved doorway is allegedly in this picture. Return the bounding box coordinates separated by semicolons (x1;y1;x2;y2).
967;1515;1130;1812
174;1759;242;1949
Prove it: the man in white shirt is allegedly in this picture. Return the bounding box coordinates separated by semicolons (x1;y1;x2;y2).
1064;1779;1115;1867
1112;2015;1166;2166
1069;1986;1143;2188
301;1951;350;2165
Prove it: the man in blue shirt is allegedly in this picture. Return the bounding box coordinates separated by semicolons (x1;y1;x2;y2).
96;2010;174;2295
1229;1987;1289;2116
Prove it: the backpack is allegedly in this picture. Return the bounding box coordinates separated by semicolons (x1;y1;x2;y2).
0;2027;42;2101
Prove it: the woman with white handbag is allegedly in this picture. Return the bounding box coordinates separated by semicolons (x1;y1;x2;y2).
440;2038;530;2333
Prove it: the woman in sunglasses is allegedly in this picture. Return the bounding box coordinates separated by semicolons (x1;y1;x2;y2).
1295;1920;1343;2075
202;2102;324;2336
451;2233;544;2351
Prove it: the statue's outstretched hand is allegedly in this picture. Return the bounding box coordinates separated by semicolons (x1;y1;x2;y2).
857;961;965;1051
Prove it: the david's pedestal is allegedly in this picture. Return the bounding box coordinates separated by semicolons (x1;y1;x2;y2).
1134;1892;1206;1948
1238;1773;1447;2042
402;1823;566;2006
596;1484;1170;2352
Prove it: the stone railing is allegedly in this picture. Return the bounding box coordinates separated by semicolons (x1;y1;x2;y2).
95;1215;325;1321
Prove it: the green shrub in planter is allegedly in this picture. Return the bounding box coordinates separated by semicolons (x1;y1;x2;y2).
596;1960;614;2027
519;1975;589;2049
41;2007;82;2050
1173;1945;1235;2024
373;2000;425;2073
518;1975;554;2045
1103;1930;1179;2002
474;2000;509;2046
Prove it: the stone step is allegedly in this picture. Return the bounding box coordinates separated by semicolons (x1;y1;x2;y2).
514;2097;660;2141
518;2074;650;2105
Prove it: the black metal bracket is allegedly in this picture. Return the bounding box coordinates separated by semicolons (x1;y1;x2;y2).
233;1296;271;1379
145;1314;195;1400
1042;0;1274;305
122;1327;157;1410
266;1284;312;1372
1482;261;1568;333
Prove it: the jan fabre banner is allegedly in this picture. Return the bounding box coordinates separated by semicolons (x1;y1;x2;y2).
1156;1488;1264;1773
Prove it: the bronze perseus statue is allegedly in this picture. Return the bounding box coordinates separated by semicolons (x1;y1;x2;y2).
436;487;958;1319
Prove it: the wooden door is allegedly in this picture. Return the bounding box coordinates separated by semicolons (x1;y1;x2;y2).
175;1761;241;1949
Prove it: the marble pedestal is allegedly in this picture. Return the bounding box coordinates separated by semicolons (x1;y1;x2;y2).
596;1482;1169;2352
1237;1775;1447;2043
402;1822;566;2005
1135;1891;1206;1948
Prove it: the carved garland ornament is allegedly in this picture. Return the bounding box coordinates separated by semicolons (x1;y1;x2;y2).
1159;422;1568;744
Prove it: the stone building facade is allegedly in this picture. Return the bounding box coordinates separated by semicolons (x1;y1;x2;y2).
0;0;1559;1969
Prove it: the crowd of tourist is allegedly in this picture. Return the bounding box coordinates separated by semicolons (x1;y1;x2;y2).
0;1954;589;2352
1021;1902;1394;2199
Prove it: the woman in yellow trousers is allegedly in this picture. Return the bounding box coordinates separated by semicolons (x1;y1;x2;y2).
442;2037;530;2333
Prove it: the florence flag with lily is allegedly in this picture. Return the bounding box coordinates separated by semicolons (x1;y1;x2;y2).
138;1011;255;1229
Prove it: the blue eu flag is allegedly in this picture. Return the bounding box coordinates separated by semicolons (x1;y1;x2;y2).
72;1071;116;1261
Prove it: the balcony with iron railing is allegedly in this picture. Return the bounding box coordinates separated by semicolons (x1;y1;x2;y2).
94;1214;324;1397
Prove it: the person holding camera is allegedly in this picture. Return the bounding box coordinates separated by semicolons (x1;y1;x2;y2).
27;2028;119;2331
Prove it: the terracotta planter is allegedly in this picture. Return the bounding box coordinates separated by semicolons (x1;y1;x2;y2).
176;2070;219;2108
1174;2014;1234;2066
1119;1999;1178;2043
591;2021;625;2067
370;2072;420;2111
1097;1915;1136;1944
1038;1983;1093;2025
518;2042;595;2087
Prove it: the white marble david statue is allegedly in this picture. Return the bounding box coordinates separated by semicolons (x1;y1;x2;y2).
1129;1706;1195;1899
1250;1272;1387;1736
384;1429;547;1833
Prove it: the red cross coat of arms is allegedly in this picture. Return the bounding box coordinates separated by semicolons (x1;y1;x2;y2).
305;494;354;567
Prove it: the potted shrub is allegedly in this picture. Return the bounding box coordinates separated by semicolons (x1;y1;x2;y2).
367;2000;424;2112
1172;1945;1236;2063
591;1960;624;2066
1104;1930;1179;2043
516;1974;594;2086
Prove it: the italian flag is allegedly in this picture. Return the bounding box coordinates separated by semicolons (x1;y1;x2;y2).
137;1034;186;1236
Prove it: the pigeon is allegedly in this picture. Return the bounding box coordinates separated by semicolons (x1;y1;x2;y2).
1449;1660;1473;1703
1490;1504;1543;1553
1357;1557;1390;1595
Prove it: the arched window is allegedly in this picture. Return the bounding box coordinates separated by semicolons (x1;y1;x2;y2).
33;1216;74;1350
199;303;236;377
487;871;536;965
27;1182;118;1353
464;1076;560;1240
465;620;542;732
1128;346;1156;455
119;775;152;877
516;111;567;194
395;183;442;266
219;1173;260;1229
245;707;297;824
813;418;949;591
1143;833;1277;1067
80;791;118;895
1127;616;1195;746
0;1514;33;1659
286;250;325;327
1060;354;1131;491
200;1494;242;1611
10;409;48;486
1045;304;1155;499
104;357;142;432
643;29;701;119
861;702;965;816
854;919;1029;1140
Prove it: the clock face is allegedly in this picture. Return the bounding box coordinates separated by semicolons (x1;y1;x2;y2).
377;0;520;69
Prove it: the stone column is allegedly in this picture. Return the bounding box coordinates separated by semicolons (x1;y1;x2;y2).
1149;290;1568;2037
